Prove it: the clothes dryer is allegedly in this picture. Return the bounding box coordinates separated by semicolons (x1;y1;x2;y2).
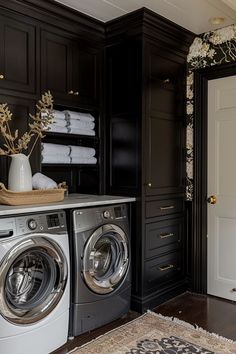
70;204;131;336
0;211;70;354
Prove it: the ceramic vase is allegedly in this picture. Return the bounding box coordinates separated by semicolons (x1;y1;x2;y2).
8;153;32;191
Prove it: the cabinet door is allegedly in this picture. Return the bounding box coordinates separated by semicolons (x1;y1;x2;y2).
0;96;38;186
0;14;36;93
41;29;74;100
145;44;185;196
74;46;99;105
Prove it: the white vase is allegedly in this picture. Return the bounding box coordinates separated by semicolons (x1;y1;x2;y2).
8;153;32;191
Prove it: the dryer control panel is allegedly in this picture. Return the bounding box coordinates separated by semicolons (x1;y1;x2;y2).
73;204;128;232
0;211;67;238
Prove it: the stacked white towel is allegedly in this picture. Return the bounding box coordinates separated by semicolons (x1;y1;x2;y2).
41;143;71;164
44;110;68;133
41;143;97;165
69;145;97;164
64;110;95;136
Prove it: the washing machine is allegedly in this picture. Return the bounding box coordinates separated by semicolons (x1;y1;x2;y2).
0;210;70;354
70;203;131;336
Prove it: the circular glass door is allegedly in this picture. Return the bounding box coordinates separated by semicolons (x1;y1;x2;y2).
83;224;129;294
0;236;68;324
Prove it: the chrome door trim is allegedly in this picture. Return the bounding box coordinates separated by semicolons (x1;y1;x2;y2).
83;224;129;294
0;236;68;325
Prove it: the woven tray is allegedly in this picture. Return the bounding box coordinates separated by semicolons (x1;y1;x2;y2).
0;183;66;206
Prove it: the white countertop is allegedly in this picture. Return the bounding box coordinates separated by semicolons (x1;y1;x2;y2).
0;194;136;216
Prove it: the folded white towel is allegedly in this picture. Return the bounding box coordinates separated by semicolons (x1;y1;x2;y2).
42;143;70;156
71;156;97;164
69;145;96;158
64;110;95;122
53;110;66;120
32;173;58;190
68;119;95;130
42;154;71;164
46;125;68;133
68;128;95;136
49;120;67;127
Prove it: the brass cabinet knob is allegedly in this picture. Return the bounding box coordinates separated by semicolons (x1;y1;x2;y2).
0;74;4;80
74;91;79;96
148;183;152;187
207;195;217;204
163;78;170;83
68;90;74;95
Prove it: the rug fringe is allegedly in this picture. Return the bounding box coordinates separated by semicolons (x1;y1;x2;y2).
147;310;235;344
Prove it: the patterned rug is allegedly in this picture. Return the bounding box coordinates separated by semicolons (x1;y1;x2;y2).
69;311;236;354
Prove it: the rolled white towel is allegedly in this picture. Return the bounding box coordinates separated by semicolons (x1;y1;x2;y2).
32;173;58;190
64;110;95;122
42;154;71;164
69;145;96;158
68;128;95;136
46;125;68;133
42;143;70;156
68;119;95;130
71;156;97;164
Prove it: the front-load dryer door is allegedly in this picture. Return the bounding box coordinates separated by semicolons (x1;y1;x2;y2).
83;224;129;294
0;236;68;324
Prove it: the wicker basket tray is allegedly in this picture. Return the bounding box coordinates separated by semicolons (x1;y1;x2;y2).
0;183;66;206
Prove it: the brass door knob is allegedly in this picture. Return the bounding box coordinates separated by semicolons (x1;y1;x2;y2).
68;90;74;95
207;195;217;204
0;74;4;80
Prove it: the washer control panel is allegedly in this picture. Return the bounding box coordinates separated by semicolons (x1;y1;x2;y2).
0;211;67;238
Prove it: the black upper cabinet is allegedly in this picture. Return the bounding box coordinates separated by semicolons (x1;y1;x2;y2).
0;13;36;94
145;45;185;196
41;28;99;106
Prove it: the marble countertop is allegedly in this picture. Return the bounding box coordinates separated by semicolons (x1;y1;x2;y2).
0;194;136;216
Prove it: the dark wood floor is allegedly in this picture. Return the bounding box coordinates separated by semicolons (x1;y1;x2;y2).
53;292;236;353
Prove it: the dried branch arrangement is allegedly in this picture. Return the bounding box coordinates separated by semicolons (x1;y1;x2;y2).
0;91;54;157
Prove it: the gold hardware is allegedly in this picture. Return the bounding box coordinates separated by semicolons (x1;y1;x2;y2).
159;264;174;272
148;183;152;187
160;232;174;239
0;74;4;80
68;90;74;95
74;91;79;96
207;195;217;204
160;205;175;211
163;78;170;83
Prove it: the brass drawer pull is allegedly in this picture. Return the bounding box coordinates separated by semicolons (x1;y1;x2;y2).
163;78;170;83
74;91;79;96
160;205;175;211
68;90;74;95
0;74;4;80
158;264;174;272
160;232;174;239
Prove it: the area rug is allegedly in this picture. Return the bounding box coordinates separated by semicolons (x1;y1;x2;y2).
69;311;236;354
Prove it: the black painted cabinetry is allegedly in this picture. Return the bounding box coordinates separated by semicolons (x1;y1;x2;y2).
105;9;194;312
41;28;99;106
0;11;36;94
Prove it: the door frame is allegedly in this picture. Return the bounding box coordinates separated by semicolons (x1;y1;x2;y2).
192;62;236;293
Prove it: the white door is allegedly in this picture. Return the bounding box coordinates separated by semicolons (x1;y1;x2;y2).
208;75;236;300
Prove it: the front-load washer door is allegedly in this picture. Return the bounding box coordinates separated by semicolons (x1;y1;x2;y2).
83;224;129;294
0;236;68;325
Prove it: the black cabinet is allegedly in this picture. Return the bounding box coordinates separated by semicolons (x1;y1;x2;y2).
0;12;36;94
105;8;194;312
41;28;99;106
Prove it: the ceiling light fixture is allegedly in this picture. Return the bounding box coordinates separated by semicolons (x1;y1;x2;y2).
209;17;225;25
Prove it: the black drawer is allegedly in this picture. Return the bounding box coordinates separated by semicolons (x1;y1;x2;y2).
146;198;184;218
145;218;183;259
144;251;182;291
